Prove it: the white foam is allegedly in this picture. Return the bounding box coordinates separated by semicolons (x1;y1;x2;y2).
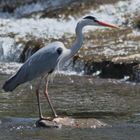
57;70;84;76
0;37;23;61
0;0;140;39
0;62;22;75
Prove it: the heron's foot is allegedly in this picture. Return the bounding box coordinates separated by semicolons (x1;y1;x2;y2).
39;116;54;121
54;114;58;118
39;113;58;121
36;118;60;128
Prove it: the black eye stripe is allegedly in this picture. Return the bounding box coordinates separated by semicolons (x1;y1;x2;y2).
83;16;97;21
57;47;63;55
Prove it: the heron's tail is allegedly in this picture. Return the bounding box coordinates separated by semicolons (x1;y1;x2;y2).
2;75;19;92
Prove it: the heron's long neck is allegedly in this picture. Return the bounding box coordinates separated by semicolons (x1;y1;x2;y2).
57;22;84;70
69;22;84;58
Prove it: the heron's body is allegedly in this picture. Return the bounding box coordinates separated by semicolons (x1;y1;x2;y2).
3;41;67;91
3;16;118;119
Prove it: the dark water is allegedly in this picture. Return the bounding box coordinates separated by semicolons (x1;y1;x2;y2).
0;74;140;140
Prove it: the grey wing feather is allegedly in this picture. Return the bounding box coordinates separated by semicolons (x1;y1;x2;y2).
3;42;64;92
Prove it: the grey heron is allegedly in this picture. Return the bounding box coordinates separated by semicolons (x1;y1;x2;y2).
3;16;118;120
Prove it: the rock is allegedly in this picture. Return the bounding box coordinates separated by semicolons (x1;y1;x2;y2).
112;54;140;63
36;117;107;128
133;64;140;82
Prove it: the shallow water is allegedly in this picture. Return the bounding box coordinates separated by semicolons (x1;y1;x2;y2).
0;74;140;139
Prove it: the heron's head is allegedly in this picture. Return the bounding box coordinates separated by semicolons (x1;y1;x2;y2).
82;16;119;29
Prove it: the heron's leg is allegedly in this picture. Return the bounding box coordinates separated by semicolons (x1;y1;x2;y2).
44;76;58;118
36;77;43;119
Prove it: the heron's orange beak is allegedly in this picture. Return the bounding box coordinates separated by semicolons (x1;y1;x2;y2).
97;20;119;29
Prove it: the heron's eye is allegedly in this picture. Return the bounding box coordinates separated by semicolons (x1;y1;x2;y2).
57;47;63;55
